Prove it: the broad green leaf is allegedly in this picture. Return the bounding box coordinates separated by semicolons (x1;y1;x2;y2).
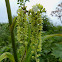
0;52;15;62
51;43;62;61
43;34;62;40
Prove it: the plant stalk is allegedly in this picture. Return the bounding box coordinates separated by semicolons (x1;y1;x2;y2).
5;0;18;62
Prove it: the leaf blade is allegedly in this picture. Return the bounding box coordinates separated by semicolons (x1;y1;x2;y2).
0;52;15;62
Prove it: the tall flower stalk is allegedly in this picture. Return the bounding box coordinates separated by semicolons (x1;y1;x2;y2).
5;0;18;62
17;4;43;62
29;10;43;62
17;8;28;62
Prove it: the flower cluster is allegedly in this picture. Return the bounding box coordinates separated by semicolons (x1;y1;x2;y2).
29;10;43;62
17;8;28;55
32;4;46;13
16;4;43;62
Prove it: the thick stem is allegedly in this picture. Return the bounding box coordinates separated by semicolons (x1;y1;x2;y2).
5;0;18;62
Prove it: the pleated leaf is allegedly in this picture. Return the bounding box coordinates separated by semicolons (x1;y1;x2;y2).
43;34;62;40
0;52;15;62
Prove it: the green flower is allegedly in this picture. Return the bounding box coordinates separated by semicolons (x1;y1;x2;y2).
17;8;28;55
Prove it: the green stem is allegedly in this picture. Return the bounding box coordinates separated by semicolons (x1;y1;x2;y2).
27;23;31;49
5;0;18;62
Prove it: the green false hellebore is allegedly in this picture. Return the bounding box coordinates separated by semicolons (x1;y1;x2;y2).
16;4;43;62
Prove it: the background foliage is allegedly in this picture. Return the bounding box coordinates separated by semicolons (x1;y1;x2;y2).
0;0;62;62
0;18;62;62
